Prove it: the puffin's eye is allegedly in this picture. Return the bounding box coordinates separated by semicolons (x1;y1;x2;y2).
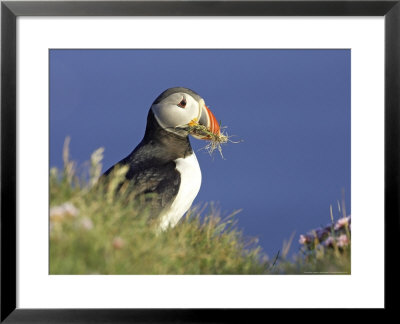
177;98;187;108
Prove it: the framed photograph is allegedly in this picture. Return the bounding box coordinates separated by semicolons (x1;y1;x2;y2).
1;0;398;321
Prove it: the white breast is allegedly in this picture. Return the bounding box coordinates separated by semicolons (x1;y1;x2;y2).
159;153;202;231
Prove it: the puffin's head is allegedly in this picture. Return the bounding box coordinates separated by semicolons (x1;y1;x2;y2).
150;87;220;139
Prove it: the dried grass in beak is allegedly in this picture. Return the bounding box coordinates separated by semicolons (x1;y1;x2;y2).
176;122;235;158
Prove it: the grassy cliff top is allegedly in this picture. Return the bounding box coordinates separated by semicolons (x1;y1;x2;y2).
49;141;350;275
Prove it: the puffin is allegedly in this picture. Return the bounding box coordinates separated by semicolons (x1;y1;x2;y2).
103;87;220;231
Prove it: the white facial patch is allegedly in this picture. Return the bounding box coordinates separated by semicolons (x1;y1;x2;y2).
151;93;201;134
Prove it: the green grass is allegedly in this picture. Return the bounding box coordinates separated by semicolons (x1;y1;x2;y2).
49;140;350;275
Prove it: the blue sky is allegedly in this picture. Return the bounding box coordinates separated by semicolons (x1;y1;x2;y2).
50;49;351;257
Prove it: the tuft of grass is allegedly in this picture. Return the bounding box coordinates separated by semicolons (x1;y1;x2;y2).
273;245;351;275
185;123;228;156
175;121;240;158
50;140;269;274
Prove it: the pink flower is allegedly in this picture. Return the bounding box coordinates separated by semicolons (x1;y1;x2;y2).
112;237;125;249
50;202;79;222
335;216;350;230
299;234;310;244
322;236;334;247
80;217;93;231
337;234;349;247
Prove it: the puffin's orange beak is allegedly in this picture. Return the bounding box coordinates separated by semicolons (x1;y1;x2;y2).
203;105;220;136
192;104;220;140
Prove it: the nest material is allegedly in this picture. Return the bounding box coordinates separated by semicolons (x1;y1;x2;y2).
177;122;231;158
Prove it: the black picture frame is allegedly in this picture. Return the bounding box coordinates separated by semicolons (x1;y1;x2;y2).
1;0;398;321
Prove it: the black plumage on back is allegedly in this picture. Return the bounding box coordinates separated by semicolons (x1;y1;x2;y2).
102;110;193;217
